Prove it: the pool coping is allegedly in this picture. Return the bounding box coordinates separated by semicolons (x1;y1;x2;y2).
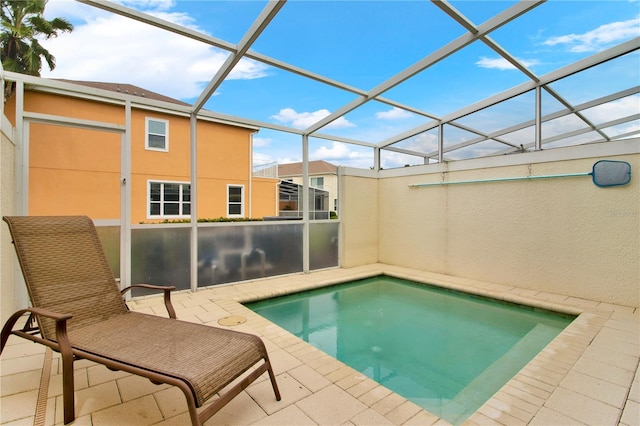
238;270;579;424
195;263;639;425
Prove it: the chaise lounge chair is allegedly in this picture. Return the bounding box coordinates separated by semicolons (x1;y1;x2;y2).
0;215;281;425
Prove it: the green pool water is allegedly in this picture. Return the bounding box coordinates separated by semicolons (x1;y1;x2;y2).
246;275;574;425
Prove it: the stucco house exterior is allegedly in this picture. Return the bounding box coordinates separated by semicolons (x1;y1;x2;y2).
278;160;338;216
3;80;279;224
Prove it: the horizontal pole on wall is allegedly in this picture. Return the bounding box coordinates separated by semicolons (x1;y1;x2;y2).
409;172;590;187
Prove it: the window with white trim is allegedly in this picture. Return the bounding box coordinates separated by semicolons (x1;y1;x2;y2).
148;181;190;218
146;118;169;151
310;177;324;189
227;185;244;217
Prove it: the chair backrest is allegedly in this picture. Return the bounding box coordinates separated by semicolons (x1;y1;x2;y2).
3;216;128;340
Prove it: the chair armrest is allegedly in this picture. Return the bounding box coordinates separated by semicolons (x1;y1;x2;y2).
28;306;73;322
121;284;177;319
1;307;73;356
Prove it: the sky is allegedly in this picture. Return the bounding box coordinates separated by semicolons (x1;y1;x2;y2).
40;0;640;169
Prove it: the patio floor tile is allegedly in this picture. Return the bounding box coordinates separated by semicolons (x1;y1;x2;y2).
74;381;122;418
0;369;40;396
559;370;629;408
0;389;38;424
0;353;45;376
296;385;367;424
528;407;587;425
544;387;621;425
370;391;406;416
572;356;635;387
90;395;164;426
246;373;309;415
402;409;440;426
287;365;332;393
202;391;267;426
383;400;423;424
349;408;395;425
620;399;639;426
152;386;189;420
251;404;316;425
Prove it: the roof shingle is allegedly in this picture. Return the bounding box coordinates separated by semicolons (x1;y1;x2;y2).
55;80;190;106
278;160;338;177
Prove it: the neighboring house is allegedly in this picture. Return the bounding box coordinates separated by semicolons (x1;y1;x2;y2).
278;160;338;216
3;80;279;223
277;180;330;220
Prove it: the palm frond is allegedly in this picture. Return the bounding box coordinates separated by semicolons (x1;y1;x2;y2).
0;0;72;77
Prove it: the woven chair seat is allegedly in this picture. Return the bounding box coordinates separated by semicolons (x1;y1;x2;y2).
69;312;265;406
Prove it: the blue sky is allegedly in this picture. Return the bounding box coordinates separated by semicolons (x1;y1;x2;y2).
41;0;640;169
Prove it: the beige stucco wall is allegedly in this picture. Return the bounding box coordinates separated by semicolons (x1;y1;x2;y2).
1;116;17;323
340;173;379;267
342;142;639;308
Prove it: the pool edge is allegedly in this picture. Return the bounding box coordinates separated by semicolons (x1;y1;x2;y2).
195;264;636;426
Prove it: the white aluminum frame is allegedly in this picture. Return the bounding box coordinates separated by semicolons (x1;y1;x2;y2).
2;0;639;279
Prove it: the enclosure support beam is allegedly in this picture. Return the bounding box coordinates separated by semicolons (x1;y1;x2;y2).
190;114;198;292
121;102;132;293
15;81;26;215
302;135;310;274
14;81;29;311
535;86;542;151
438;124;444;164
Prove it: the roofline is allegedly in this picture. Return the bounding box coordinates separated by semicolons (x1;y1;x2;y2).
4;73;261;132
279;171;338;177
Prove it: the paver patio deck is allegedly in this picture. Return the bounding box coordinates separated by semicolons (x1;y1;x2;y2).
1;264;638;425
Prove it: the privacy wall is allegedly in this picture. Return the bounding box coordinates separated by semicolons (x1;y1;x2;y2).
342;142;639;308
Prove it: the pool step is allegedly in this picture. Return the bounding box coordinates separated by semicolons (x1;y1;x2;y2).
424;323;560;425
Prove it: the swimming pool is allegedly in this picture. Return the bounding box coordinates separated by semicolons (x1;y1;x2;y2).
246;275;574;425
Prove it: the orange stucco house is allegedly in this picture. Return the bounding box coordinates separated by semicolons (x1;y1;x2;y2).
4;80;279;223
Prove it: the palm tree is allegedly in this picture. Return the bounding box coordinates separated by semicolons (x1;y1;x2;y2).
1;0;73;98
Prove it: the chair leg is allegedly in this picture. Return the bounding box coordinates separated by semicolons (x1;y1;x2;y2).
266;360;281;401
61;349;75;424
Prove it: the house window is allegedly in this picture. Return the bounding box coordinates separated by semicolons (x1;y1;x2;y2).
148;181;190;218
146;118;168;151
227;185;244;217
310;177;324;189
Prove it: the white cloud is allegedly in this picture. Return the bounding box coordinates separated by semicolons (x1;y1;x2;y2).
378;132;439;167
270;108;355;130
538;95;640;143
406;132;439;153
252;152;273;165
475;56;540;71
380;151;426;168
120;0;176;12
583;94;640;123
40;1;269;100
252;137;271;148
44;0;103;22
308;142;374;168
254;139;374;169
376;107;413;120
311;142;359;160
543;16;640;53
